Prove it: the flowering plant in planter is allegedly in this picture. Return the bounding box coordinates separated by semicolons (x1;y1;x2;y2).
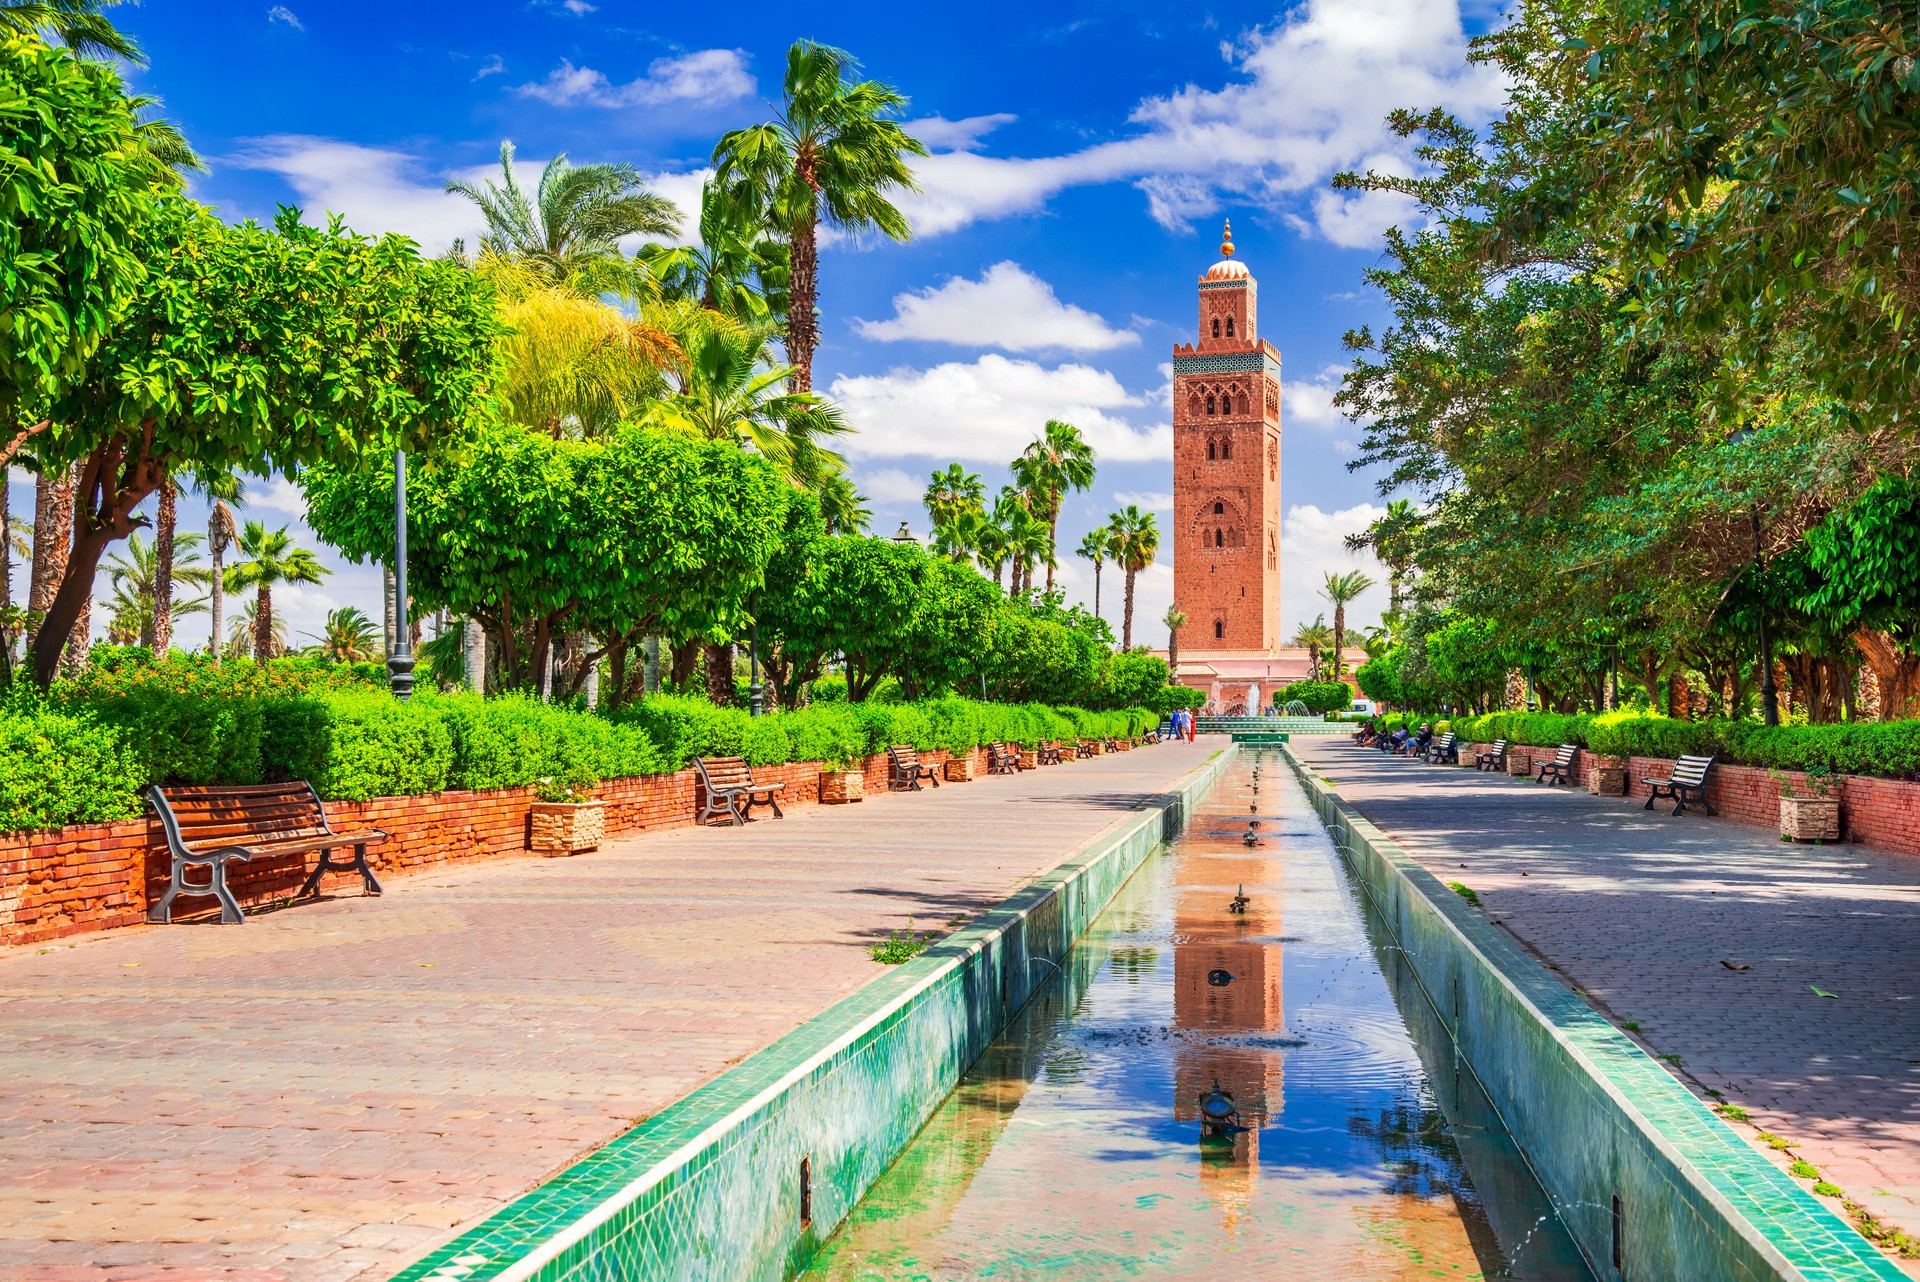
1772;765;1841;842
531;767;606;855
820;754;864;804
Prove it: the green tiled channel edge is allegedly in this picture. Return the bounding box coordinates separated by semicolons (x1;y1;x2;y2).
1281;746;1903;1282
391;747;1238;1282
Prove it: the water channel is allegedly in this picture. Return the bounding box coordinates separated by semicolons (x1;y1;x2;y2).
807;751;1593;1280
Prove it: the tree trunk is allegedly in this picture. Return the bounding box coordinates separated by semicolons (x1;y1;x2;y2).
1332;603;1346;677
464;615;487;692
152;478;175;655
1167;625;1179;674
668;637;700;690
1122;569;1137;649
787;170;819;391
1854;629;1920;721
28;467;72;635
254;585;272;662
704;640;735;706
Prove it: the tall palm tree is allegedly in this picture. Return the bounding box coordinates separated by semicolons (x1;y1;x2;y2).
227;600;288;661
1319;569;1376;677
1109;505;1160;649
649;325;851;486
446;141;682;289
816;471;870;535
1163;605;1188;674
486;261;678;437
1009;420;1096;592
930;507;984;563
151;479;177;655
642;178;789;323
1;0;141;62
973;510;1011;592
1077;528;1110;620
103;530;210;648
1291;614;1335;681
225;522;327;663
1000;492;1051;597
192;472;244;660
713;40;927;391
1350;498;1418;613
307;607;379;664
923;463;985;555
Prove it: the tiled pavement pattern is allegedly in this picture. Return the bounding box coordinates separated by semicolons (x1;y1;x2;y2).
0;740;1215;1282
1296;737;1920;1277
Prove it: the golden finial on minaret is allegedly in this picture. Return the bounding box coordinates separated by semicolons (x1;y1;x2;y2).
1220;219;1234;258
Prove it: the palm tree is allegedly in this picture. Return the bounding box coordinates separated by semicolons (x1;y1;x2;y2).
1291;614;1334;680
308;607;379;663
1349;498;1419;613
713;40;927;391
1009;420;1097;592
226;601;288;661
1077;528;1110;619
816;471;870;535
649;325;851;487
998;490;1051;597
225;522;327;663
103;530;210;649
1109;505;1160;648
1319;569;1376;676
1;0;141;62
1163;605;1188;673
923;463;985;557
446;141;682;289
973;511;1011;591
930;507;984;563
151;479;177;655
642;178;788;323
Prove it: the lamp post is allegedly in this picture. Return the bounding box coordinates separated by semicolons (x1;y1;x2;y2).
387;448;415;701
748;599;764;717
891;521;917;546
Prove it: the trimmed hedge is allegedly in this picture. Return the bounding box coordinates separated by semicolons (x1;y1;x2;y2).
1450;710;1920;780
1;654;1158;833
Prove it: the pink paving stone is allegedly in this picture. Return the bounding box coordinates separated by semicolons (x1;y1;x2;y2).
0;741;1215;1282
1296;737;1920;1278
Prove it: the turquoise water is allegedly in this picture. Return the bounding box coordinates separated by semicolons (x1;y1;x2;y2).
808;752;1592;1280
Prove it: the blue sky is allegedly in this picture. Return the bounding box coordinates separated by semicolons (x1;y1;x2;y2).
8;0;1510;650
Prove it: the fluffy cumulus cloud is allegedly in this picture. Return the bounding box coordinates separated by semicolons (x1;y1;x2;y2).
1280;502;1392;639
1281;364;1352;430
855;467;927;506
903;113;1018;152
827;355;1169;463
1113;490;1174;512
517;49;753;109
897;0;1502;246
856;263;1138;353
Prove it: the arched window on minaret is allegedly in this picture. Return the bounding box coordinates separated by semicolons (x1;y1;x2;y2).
1206;440;1216;460
1225;316;1235;337
1221;436;1232;459
1205;394;1216;415
1211;317;1220;338
1213;501;1224;514
1214;528;1224;548
1214;620;1224;639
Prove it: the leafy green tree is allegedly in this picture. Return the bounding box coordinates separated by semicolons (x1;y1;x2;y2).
0;0;140;63
1425;614;1508;714
1797;476;1920;719
304;424;791;695
1276;679;1351;715
1010;420;1096;592
446;141;681;289
712;40;927;391
1098;650;1173;709
224;522;326;664
1355;650;1401;708
26;199;500;686
1108;505;1159;649
981;596;1104;705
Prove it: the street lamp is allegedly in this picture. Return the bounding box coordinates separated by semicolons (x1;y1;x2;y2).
1728;428;1779;725
891;521;917;545
748;598;764;718
387;448;415;701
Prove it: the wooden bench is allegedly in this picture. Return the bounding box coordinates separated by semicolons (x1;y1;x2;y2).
694;756;785;825
1644;754;1718;816
1475;740;1508;772
1038;740;1066;766
146;781;387;925
986;741;1020;775
887;745;940;791
1075;740;1094;760
1535;744;1579;786
1423;732;1459;765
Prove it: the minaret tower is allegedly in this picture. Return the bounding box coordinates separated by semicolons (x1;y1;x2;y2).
1171;220;1283;654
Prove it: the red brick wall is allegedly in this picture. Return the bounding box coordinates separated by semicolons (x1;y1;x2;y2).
1458;743;1920;859
0;746;986;949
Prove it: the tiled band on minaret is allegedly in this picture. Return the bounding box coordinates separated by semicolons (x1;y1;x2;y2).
1170;220;1283;654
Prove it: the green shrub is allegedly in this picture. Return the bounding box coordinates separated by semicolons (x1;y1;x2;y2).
0;702;146;831
1275;680;1351;714
293;689;456;802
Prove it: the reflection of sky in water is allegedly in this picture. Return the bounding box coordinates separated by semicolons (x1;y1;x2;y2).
808;754;1592;1281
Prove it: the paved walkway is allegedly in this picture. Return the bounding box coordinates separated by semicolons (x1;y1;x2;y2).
0;741;1216;1282
1296;737;1920;1275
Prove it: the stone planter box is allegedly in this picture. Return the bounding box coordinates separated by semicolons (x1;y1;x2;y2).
1588;756;1628;796
1085;741;1106;756
1112;739;1132;752
1507;750;1533;778
531;800;606;856
819;770;864;804
1019;749;1040;770
943;757;976;783
1780;796;1840;842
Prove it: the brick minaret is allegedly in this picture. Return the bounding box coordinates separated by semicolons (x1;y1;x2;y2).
1171;220;1282;653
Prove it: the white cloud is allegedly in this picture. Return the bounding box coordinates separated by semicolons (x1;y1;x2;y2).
903;114;1018;152
562;0;596;11
1281;502;1392;639
856;262;1138;353
246;474;308;518
518;49;753;109
857;467;926;506
1282;364;1352;430
1113;490;1174;512
894;0;1501;246
472;55;505;81
827;355;1169;463
266;5;303;29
